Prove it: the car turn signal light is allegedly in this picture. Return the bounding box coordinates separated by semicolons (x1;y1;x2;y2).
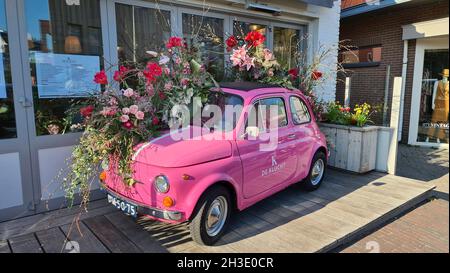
163;196;174;208
99;171;107;181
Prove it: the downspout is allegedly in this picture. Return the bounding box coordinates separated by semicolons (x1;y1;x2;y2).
398;39;408;141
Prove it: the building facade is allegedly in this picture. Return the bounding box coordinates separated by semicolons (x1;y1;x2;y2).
337;0;449;147
0;0;341;222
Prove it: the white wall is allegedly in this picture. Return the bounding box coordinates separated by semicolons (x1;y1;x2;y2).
308;0;341;103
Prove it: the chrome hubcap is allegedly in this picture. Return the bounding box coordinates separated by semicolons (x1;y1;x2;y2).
205;196;228;237
311;159;325;185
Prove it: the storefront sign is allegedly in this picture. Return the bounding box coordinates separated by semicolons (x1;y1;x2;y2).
0;54;6;99
34;52;100;98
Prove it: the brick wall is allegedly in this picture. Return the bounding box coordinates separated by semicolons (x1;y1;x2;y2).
336;0;449;142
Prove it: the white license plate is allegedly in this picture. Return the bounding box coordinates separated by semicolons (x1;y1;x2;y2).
107;194;138;217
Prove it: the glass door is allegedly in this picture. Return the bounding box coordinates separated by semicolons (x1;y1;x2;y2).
409;37;449;147
0;0;35;222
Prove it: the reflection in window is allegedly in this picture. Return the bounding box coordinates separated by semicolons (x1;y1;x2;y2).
290;96;311;125
233;21;266;43
116;4;171;65
0;0;16;139
417;49;449;144
183;14;224;81
339;45;382;66
25;0;104;136
273;27;305;70
248;98;287;131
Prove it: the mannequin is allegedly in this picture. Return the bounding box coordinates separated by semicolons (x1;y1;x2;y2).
427;69;449;143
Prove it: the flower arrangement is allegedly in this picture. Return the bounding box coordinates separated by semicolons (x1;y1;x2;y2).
64;36;216;203
225;31;285;84
322;101;378;127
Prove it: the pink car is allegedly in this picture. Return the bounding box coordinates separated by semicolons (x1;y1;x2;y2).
104;82;328;245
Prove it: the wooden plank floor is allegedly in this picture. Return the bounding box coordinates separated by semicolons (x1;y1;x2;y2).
0;169;435;253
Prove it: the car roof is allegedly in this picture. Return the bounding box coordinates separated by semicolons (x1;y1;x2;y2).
215;82;304;100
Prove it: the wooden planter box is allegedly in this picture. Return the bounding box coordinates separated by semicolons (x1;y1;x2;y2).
319;123;379;173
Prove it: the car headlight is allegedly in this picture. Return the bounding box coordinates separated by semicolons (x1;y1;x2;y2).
154;175;170;193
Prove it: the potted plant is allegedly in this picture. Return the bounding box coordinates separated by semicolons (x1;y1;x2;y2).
319;102;381;173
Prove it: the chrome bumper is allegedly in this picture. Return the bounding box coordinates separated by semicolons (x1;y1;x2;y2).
104;188;183;221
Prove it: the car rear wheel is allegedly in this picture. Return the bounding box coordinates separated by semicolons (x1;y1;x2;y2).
189;186;231;246
302;151;327;191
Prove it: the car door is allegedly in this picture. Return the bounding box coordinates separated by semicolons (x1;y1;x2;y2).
288;95;315;179
237;96;298;199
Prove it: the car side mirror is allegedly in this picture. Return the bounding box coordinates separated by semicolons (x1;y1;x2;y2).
244;126;260;139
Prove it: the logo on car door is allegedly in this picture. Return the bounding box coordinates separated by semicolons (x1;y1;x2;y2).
262;155;286;177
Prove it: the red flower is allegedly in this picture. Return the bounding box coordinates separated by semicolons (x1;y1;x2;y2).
166;36;183;49
288;68;299;80
122;121;134;130
152;117;160;126
159;92;166;100
144;62;163;83
80;105;95;118
94;71;108;85
113;66;129;82
226;36;238;51
311;70;323;80
244;31;266;47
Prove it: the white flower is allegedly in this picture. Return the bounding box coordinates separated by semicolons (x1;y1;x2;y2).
146;51;158;57
159;55;170;65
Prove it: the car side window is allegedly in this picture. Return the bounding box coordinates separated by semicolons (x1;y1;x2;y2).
290;96;311;125
248;97;288;131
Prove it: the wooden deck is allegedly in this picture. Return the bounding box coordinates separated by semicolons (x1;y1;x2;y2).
0;169;435;253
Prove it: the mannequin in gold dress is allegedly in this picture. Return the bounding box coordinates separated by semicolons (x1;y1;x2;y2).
427;69;449;143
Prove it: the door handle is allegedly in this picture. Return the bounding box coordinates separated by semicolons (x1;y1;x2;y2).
287;134;297;140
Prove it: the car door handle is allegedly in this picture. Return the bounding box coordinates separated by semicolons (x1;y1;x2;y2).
287;134;297;140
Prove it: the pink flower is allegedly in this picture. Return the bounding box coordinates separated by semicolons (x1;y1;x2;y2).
120;115;130;123
230;46;248;67
180;78;190;86
164;82;173;91
129;105;139;115
268;68;274;77
146;84;155;96
243;56;255;71
101;107;117;117
123;88;134;97
109;97;118;106
175;57;182;65
263;48;274;61
122;107;130;114
135;111;145;120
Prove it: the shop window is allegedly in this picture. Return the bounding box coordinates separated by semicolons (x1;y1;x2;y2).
182;14;224;81
0;0;16;139
273;26;306;70
339;45;382;68
417;49;449;144
233;21;267;45
25;0;104;136
116;4;171;65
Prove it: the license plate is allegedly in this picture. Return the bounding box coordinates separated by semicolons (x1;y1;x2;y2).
107;194;138;217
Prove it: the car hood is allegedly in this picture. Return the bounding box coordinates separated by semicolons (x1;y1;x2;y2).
132;127;233;168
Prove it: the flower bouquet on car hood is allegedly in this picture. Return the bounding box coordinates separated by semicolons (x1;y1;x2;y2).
64;36;217;203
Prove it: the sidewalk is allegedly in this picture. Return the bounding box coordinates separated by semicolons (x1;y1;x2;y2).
340;198;449;253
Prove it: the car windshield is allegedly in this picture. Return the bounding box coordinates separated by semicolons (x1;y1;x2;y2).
201;91;244;132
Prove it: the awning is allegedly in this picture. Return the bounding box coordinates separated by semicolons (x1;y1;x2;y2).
298;0;335;8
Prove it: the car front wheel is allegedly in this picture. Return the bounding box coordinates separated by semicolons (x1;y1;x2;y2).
189;186;231;246
302;151;327;191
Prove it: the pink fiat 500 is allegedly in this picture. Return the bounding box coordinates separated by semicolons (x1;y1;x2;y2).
103;82;328;245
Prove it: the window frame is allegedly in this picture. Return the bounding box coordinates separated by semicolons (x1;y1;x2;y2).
289;95;312;125
246;96;289;133
340;44;382;68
